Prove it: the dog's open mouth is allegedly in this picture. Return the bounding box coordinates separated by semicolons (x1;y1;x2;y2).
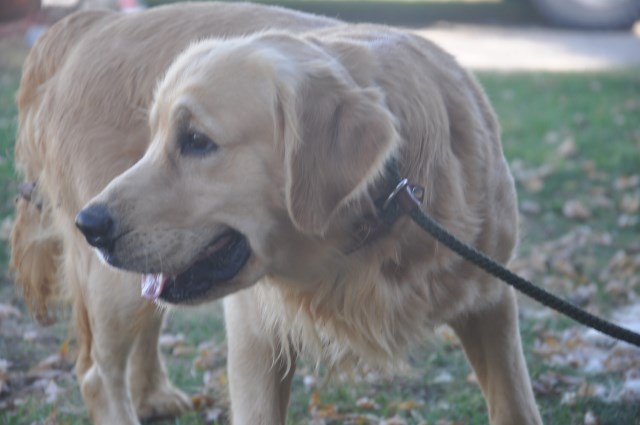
141;230;251;303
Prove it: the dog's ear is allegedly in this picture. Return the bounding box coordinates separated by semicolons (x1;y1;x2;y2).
281;62;398;235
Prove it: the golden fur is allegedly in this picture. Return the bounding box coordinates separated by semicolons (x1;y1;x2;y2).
12;3;542;425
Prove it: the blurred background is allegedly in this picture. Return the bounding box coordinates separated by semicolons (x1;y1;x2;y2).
0;1;639;424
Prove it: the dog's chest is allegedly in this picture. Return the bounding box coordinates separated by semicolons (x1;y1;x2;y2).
256;269;447;371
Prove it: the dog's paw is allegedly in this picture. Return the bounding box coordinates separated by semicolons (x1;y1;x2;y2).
136;383;192;421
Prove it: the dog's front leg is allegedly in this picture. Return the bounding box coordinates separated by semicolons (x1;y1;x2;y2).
450;286;543;425
127;304;192;420
78;264;142;425
224;291;296;425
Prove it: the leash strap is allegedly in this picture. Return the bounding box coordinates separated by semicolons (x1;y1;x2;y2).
383;165;640;348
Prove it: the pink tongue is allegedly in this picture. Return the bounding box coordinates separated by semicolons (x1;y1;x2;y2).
141;274;167;300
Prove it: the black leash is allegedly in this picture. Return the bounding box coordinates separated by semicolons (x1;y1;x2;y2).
382;163;640;348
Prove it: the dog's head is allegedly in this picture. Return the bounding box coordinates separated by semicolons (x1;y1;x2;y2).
75;33;399;304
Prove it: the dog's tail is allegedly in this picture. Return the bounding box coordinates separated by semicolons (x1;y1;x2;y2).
10;187;60;324
10;11;110;325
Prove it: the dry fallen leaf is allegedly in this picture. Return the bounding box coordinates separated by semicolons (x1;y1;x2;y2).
520;200;541;215
569;284;597;306
313;403;338;418
205;407;223;422
573;112;587;127
396;400;423;411
382;416;407;425
355;396;379;410
0;359;10;374
45;379;63;404
608;250;631;270
172;345;195;357
613;112;626;127
303;375;317;390
523;176;544;193
617;214;638;228
577;382;606;399
217;371;227;387
435;420;464;425
590;194;613;210
561;391;577;406
551;258;578;278
433;371;453;384
0;217;13;240
618;379;640;401
191;393;215;410
563;200;591;220
159;333;186;349
624;98;638;111
41;409;59;425
581;162;607;181
435;326;458;345
309;391;321;410
510;160;553;193
0;304;21;320
533;371;558;393
193;341;223;370
23;330;39;343
614;175;639;191
544;131;561;144
29;354;65;376
557;137;577;158
620;193;640;213
0;358;10;395
584;410;599;425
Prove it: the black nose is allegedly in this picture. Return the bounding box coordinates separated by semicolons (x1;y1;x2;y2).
75;204;116;250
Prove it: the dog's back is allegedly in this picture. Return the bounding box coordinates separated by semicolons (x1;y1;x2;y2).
11;10;112;323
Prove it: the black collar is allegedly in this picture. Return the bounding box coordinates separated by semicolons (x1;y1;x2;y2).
345;161;424;254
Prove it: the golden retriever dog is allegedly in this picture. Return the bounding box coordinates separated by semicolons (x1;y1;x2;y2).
11;3;336;424
12;3;543;425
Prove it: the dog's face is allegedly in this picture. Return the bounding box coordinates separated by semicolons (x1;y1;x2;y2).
76;34;399;305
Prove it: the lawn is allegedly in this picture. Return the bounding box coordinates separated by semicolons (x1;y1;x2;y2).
0;39;638;425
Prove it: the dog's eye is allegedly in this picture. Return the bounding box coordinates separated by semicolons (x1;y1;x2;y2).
179;130;218;156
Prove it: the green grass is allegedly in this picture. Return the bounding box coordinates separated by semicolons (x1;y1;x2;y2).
0;49;638;424
483;71;640;239
0;70;19;265
482;72;640;173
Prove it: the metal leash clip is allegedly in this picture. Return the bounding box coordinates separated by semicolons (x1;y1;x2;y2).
382;178;425;215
